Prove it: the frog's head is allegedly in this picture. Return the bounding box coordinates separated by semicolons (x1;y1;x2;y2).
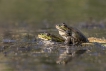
38;33;52;40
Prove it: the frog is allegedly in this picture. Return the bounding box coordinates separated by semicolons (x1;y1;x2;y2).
56;23;89;45
38;32;64;42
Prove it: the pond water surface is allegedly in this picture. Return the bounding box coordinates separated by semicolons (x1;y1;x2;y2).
0;28;106;71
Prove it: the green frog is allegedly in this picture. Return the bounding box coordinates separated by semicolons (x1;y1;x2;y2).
38;33;64;42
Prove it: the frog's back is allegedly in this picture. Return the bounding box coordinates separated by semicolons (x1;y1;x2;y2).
69;26;89;43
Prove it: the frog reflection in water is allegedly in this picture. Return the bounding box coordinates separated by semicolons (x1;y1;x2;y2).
56;48;87;65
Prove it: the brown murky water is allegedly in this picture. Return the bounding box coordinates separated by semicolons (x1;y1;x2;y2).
0;28;106;71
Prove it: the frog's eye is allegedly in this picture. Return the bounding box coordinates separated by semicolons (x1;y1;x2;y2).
45;33;50;36
62;22;66;24
62;23;67;27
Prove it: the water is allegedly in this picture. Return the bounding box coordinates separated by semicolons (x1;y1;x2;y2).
0;28;106;71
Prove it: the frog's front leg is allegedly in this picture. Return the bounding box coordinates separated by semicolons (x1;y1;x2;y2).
64;36;73;45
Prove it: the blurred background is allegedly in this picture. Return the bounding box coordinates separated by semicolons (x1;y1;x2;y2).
0;0;106;30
